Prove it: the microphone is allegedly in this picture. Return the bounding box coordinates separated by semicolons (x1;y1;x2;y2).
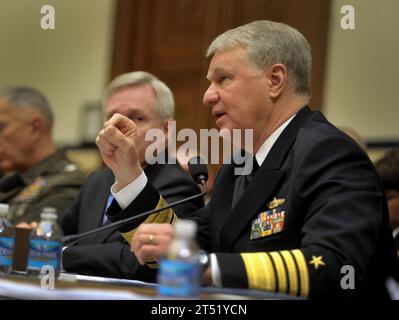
62;157;208;245
188;156;208;184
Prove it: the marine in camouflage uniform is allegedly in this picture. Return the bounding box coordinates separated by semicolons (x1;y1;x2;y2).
0;86;86;225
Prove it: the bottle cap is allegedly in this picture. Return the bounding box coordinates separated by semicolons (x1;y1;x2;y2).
174;219;197;238
0;203;10;216
40;207;57;220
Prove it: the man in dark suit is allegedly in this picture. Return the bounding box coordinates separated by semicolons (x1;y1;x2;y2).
96;21;398;299
60;72;203;280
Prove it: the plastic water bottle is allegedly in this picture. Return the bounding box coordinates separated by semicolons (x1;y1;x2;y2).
157;219;201;298
27;207;63;278
0;204;14;274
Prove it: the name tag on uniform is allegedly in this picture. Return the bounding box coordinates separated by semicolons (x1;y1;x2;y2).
250;197;286;240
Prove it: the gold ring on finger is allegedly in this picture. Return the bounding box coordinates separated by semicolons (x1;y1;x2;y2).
149;234;155;245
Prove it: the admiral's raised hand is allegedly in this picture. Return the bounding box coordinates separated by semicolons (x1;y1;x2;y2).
96;113;142;191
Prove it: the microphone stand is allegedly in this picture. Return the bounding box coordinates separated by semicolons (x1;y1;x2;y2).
62;181;207;246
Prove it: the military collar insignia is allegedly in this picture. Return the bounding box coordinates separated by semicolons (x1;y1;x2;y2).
268;197;285;209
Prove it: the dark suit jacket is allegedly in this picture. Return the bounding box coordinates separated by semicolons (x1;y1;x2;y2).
109;107;398;299
60;160;203;280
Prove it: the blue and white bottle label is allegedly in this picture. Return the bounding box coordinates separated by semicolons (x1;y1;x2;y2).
158;260;201;297
27;239;61;271
0;237;14;267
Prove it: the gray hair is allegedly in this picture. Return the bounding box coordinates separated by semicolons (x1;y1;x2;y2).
207;20;312;97
103;71;175;119
0;86;54;128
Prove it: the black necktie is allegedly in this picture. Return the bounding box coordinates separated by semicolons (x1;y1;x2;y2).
231;157;259;209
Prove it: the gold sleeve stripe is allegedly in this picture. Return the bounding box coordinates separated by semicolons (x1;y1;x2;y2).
143;196;177;224
241;253;276;292
291;249;309;298
260;253;276;292
120;196;177;245
240;249;309;298
121;229;136;245
280;250;299;296
269;251;288;294
241;253;259;289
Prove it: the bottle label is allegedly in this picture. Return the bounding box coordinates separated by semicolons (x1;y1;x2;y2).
0;237;14;267
158;260;201;297
27;239;61;271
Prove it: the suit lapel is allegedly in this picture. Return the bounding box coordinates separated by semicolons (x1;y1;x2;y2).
219;106;313;250
209;164;236;248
